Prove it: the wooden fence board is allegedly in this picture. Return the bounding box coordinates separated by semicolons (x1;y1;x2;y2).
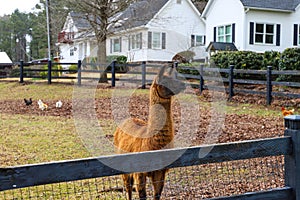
0;137;291;192
208;187;293;200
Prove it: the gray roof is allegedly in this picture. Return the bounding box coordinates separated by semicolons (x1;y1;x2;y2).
206;42;238;51
69;12;91;30
110;0;169;32
240;0;300;11
0;52;12;64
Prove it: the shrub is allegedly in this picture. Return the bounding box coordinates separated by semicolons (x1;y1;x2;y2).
106;55;127;64
279;48;300;70
263;51;280;70
210;48;300;82
106;55;128;72
40;64;62;78
210;51;264;70
68;64;78;74
9;66;20;77
277;48;300;81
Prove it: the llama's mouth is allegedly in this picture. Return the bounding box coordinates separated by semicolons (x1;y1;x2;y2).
170;84;186;95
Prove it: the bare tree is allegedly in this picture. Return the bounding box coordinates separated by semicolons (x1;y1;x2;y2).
66;0;136;82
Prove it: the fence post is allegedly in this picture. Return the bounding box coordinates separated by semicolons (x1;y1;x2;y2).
173;62;178;80
266;66;272;105
111;60;116;87
199;64;204;94
228;65;234;99
19;60;24;83
141;61;146;89
77;60;82;86
47;60;52;84
284;115;300;200
173;62;178;69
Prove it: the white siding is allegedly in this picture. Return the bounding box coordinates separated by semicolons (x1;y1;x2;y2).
204;0;245;49
245;10;292;52
146;0;206;61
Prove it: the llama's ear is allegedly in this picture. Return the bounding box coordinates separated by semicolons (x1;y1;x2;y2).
167;66;174;76
156;65;167;82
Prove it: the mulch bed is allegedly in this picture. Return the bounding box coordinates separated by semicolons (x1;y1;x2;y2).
1;86;295;144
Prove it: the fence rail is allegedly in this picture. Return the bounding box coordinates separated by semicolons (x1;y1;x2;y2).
1;116;300;199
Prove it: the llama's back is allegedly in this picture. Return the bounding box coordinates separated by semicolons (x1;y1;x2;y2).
114;118;148;153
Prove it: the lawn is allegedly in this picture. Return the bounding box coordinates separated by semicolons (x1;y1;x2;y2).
0;80;291;199
0;81;287;167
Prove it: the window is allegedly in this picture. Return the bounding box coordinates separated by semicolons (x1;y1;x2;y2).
250;22;280;46
214;24;235;43
255;23;275;44
177;0;182;4
191;35;205;47
152;32;161;49
148;32;166;49
70;48;74;56
217;25;232;43
112;38;121;52
130;33;142;50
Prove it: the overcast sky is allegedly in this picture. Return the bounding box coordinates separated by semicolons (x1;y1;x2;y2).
0;0;40;16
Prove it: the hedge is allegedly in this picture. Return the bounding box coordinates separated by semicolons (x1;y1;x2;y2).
210;48;300;71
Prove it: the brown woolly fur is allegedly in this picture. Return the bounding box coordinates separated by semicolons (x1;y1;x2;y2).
114;64;186;200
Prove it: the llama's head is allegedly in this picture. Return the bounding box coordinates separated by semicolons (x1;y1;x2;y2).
153;64;186;99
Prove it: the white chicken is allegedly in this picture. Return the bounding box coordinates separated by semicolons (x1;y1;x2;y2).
56;100;63;108
37;99;48;111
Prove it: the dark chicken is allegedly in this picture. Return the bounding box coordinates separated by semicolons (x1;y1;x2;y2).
24;98;32;106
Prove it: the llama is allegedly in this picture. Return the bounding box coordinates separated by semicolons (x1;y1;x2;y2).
114;64;186;200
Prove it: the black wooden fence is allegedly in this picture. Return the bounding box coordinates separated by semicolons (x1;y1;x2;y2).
1;60;300;105
1;115;300;199
182;65;300;105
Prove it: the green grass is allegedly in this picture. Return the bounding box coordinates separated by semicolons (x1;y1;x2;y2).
225;102;282;117
0;82;74;100
0;113;89;166
0;81;285;199
0;82;282;166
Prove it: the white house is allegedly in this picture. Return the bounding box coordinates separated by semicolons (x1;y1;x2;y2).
57;12;98;64
57;0;207;63
58;0;300;64
202;0;300;53
107;0;207;62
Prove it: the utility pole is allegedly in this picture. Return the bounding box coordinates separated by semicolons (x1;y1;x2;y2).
46;0;51;60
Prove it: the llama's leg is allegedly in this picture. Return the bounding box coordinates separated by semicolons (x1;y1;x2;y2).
151;170;167;200
122;174;133;200
134;173;147;200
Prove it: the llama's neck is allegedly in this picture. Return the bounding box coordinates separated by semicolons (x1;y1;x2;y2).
147;86;174;139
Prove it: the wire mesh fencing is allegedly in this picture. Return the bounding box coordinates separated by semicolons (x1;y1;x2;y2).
1;156;284;200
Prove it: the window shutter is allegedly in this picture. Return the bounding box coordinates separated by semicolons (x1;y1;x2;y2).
213;27;217;42
204;35;206;45
294;24;298;46
249;22;254;45
276;24;281;46
148;31;152;49
191;35;195;47
162;32;166;49
232;23;236;43
139;32;143;49
119;37;122;52
110;39;112;53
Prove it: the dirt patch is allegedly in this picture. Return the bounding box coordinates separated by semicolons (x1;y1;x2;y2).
0;89;289;145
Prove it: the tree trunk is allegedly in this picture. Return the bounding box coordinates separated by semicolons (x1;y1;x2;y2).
97;38;108;83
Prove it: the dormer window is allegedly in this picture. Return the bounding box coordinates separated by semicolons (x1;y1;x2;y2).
177;0;182;4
